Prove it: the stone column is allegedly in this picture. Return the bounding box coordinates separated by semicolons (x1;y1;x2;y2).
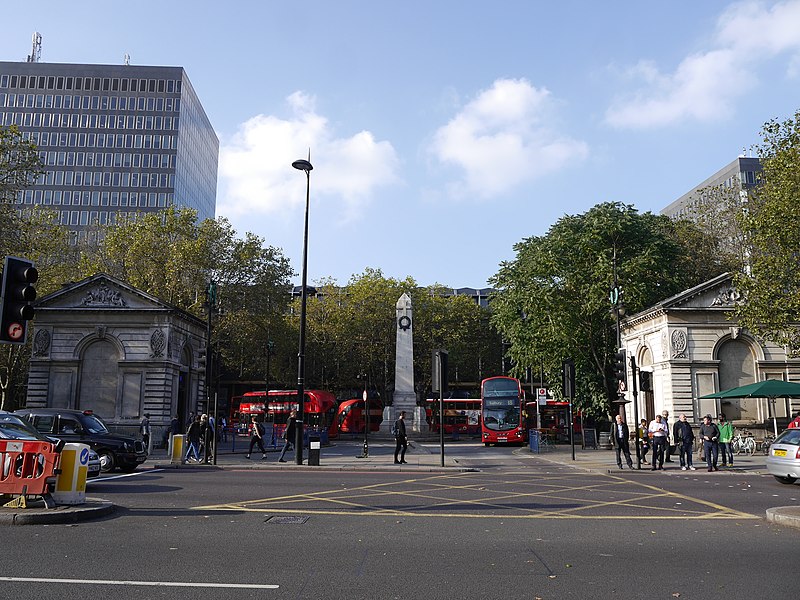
384;293;420;432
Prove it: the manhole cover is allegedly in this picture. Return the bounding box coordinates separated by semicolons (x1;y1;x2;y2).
265;516;309;524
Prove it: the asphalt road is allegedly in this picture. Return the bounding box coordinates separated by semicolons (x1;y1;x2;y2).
2;443;798;600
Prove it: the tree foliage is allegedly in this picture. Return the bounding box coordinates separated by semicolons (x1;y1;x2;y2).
734;109;800;352
489;202;711;417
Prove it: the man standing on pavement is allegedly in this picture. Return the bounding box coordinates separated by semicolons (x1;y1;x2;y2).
673;413;696;471
611;414;634;469
699;414;720;472
661;410;673;462
648;414;669;470
718;414;734;467
140;413;151;454
246;415;267;460
393;411;408;464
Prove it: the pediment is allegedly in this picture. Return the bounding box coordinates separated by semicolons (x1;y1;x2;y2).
659;273;740;310
36;273;173;311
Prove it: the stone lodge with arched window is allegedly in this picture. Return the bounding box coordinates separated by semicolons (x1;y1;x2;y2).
620;273;800;430
25;273;208;441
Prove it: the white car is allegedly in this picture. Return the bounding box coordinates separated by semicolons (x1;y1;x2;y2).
765;428;800;484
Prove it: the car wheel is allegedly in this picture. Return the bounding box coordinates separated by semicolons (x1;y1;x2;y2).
99;450;116;473
773;475;797;485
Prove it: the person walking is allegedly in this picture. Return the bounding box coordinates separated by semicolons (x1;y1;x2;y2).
200;414;214;463
718;414;734;467
648;414;669;470
393;411;408;464
699;414;720;472
611;414;634;469
184;415;202;462
673;413;696;471
661;410;673;462
637;418;650;465
278;410;297;462
140;413;151;454
246;415;267;460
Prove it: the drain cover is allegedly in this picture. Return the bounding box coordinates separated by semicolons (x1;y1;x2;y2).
265;516;309;524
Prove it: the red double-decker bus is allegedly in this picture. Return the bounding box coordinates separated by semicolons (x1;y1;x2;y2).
425;397;482;435
336;398;384;434
230;389;338;439
480;376;527;445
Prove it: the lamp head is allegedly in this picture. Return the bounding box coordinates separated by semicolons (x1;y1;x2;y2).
292;159;313;172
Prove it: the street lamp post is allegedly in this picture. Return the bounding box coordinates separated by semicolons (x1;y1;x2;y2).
292;155;313;465
611;246;628;419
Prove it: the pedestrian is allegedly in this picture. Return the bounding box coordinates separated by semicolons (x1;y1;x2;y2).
699;414;720;472
200;414;214;463
787;412;800;429
278;410;297;462
611;414;634;469
246;415;267;460
718;414;734;467
170;414;180;438
648;414;669;470
220;415;228;442
661;410;673;462
673;413;696;471
637;418;650;465
140;413;151;454
393;410;408;464
185;415;202;462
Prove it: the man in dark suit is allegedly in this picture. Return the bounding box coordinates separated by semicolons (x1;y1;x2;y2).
393;411;408;464
611;414;634;469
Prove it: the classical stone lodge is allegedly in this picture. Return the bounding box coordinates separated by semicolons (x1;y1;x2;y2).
620;273;799;429
26;274;208;438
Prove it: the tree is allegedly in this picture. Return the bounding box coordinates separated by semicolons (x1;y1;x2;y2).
734;109;800;352
490;202;707;417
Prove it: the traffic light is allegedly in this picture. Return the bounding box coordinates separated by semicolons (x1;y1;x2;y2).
562;358;575;399
432;349;449;394
613;349;627;384
0;256;38;345
640;370;653;392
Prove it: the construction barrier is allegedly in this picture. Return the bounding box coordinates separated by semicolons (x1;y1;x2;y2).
170;434;185;464
0;439;61;508
53;443;89;505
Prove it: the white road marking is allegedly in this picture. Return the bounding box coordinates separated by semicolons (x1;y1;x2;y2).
87;468;164;483
0;576;278;589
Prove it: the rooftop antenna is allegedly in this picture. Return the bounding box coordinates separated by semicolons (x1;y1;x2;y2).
26;32;42;63
124;53;130;66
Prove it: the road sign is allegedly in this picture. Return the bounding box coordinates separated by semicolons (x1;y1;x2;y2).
537;388;548;405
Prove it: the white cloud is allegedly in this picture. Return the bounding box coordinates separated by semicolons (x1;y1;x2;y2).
218;91;400;222
606;0;800;129
428;78;588;199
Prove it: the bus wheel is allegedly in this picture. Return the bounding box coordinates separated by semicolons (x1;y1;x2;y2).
484;442;490;447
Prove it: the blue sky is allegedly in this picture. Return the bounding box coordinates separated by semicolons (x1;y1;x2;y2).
3;1;800;288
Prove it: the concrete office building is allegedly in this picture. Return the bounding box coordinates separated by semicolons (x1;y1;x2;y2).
0;60;218;239
661;156;761;220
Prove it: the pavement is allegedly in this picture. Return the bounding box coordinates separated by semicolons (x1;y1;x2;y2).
3;434;799;528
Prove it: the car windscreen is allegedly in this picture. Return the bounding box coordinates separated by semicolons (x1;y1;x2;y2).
776;429;800;446
0;421;49;441
81;414;110;434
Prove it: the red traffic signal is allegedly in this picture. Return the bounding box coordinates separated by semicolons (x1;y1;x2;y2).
0;256;38;344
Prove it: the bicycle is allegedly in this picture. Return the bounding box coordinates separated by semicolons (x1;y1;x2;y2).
759;433;776;455
732;429;756;456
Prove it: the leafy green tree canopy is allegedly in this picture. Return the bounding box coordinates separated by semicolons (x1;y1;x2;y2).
490;201;709;416
735;109;800;352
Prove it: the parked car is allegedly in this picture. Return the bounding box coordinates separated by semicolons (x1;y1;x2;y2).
1;411;101;478
15;408;147;473
765;427;800;484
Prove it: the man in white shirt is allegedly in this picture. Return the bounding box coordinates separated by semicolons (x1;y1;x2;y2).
648;414;669;471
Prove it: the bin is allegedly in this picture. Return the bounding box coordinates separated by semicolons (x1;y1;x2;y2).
170;434;186;464
53;443;89;505
308;434;321;466
599;431;612;450
529;429;540;453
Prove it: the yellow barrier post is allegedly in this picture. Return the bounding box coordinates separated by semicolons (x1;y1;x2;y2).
53;443;89;505
170;434;186;465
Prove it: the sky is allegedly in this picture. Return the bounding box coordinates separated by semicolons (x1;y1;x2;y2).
3;1;800;288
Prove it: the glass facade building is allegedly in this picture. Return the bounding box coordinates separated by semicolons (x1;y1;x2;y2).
0;61;218;240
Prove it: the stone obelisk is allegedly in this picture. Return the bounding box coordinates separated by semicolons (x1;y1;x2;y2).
384;292;421;432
